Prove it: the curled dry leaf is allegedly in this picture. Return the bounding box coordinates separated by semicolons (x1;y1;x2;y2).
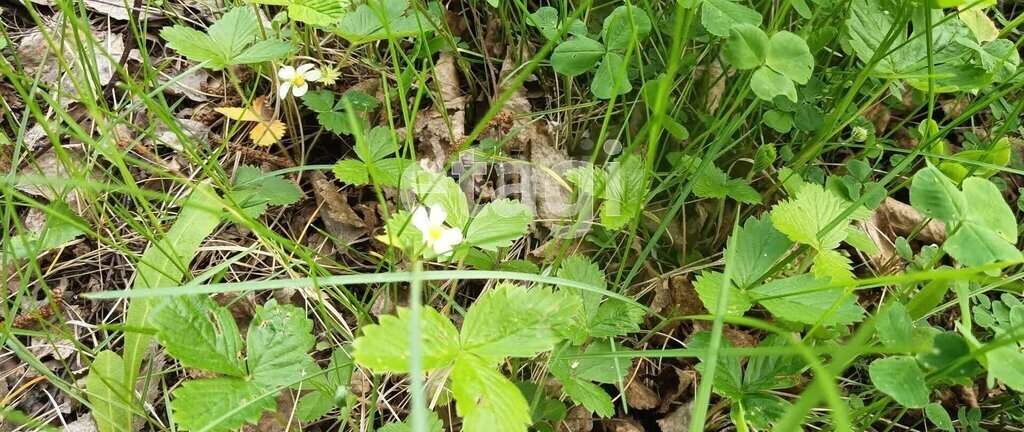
215;96;287;146
558;405;595;432
17;25;127;105
310;171;368;248
492;52;571;230
657;400;694;432
859;197;947;272
413;53;466;171
605;418;645;432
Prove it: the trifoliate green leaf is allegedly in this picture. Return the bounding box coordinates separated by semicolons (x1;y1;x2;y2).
700;0;762;37
170;378;275;431
450;354;532;432
868;356;929;408
723;24;769;69
352;306;460;372
766;31;814;84
152;295;246;377
688;332;743;398
811;248;854;281
160;7;292;70
246;300;317;387
770;184;869;277
464;199;533;251
460;284;580;363
750;274;866;325
600;156;647;230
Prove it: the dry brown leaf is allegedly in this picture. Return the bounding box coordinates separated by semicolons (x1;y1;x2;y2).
161;67;213;102
413;53;466;171
657;401;694;432
83;0;163;21
657;366;695;413
651;275;703;328
860;197;947;272
557;405;595;432
622;376;663;409
492;53;571;230
605;418;645;432
310;171;368;248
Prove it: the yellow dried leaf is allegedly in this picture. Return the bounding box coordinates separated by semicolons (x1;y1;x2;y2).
214;107;262;122
250;120;286;146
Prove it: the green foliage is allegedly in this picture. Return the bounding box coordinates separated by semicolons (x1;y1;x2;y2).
230;165;303;217
843;0;1018;91
868;356;929;408
723;24;813;102
160;7;293;70
295;350;357;421
690;333;800;429
527;6;587;40
909;167;1021;266
770;182;871;281
675;155;761;203
353;284;581;432
598;155;648;230
6;202;87;259
548;5;652;99
153;298;316;431
331;126;411;187
693;215;866;325
304;89;380;135
88;184;224;432
334;0;436;44
698;0;762;37
251;0;350;26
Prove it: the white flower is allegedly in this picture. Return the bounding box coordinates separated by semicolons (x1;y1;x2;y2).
277;63;322;99
411;205;463;255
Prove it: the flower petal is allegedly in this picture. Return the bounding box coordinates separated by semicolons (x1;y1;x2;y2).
296;63;316;74
303;69;323;82
277;66;296;80
292;83;308;97
440;227;463;247
411;206;431;233
278;82;292;100
428;205;447;227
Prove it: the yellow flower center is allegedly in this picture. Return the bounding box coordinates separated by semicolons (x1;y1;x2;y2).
291;75;306;87
427;226;445;242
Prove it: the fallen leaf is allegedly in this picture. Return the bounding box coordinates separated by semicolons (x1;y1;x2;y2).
605;418;645;432
558;405;595;432
859;197;947;273
413;53;466;170
310;171;368;248
657;401;694;432
215;96;287;147
83;0;163;21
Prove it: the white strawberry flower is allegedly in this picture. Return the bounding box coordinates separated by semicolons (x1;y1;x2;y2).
277;63;322;99
411;205;463;255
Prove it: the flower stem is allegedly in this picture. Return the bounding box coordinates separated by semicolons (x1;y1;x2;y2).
408;259;427;431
